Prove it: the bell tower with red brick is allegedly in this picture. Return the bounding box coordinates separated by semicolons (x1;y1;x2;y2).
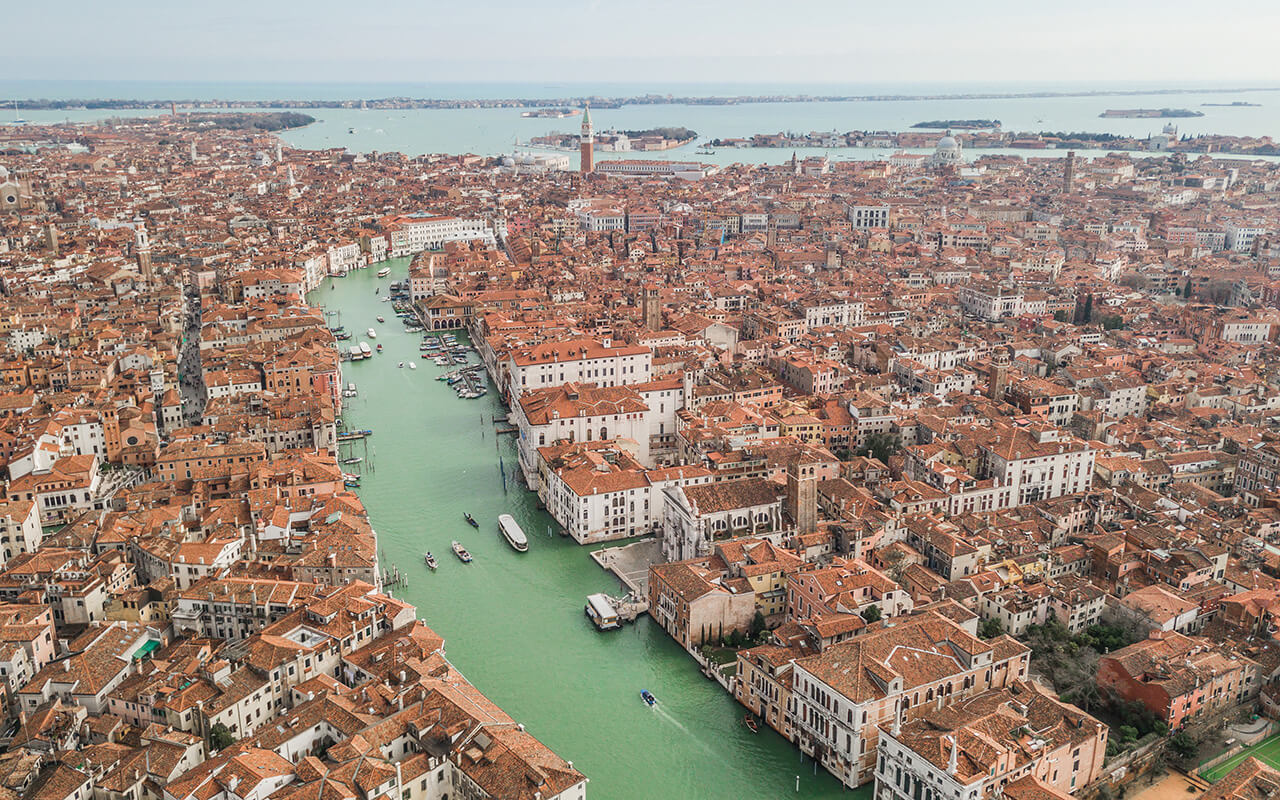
580;104;594;174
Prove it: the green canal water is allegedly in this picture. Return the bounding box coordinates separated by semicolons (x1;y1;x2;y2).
311;257;858;799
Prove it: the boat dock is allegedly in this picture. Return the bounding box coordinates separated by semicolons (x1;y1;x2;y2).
590;538;661;597
585;591;649;630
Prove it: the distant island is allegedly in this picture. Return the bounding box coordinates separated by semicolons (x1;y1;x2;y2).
521;108;580;118
179;111;315;131
911;119;1001;129
621;127;697;142
526;126;697;152
1202;101;1261;107
1100;108;1205;118
5;86;1280;112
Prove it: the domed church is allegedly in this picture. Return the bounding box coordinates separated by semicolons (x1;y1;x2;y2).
929;130;963;167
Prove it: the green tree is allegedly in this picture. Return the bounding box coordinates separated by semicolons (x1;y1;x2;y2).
210;722;235;751
861;605;882;623
1083;294;1094;324
1053;310;1070;323
1168;732;1199;767
857;433;901;464
750;611;767;642
979;617;1004;639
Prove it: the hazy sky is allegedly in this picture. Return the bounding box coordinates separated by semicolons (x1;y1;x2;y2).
11;0;1280;86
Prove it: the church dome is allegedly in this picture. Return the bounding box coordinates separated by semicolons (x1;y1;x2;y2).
936;131;959;153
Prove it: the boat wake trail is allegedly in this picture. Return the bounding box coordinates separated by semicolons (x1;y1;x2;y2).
651;706;715;754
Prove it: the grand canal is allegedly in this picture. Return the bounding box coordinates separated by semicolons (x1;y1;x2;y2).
310;258;856;799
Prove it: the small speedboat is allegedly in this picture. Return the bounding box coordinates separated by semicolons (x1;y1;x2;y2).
377;316;385;323
464;513;479;528
376;344;383;353
409;362;417;370
641;690;657;707
398;362;404;368
452;541;472;563
367;328;377;339
424;552;438;570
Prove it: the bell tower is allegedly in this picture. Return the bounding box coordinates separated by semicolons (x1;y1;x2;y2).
134;216;153;285
580;105;594;174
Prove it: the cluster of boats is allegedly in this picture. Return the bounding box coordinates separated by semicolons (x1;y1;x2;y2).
421;512;528;571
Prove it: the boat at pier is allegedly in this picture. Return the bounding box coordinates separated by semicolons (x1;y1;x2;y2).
497;514;529;552
585;594;621;630
744;715;759;733
641;690;657;707
424;552;438;570
342;456;363;465
451;541;473;562
359;343;372;358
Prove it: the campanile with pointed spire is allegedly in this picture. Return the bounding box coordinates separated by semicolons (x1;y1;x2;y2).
580;104;594;174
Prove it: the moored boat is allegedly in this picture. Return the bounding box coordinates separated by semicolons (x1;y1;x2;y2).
744;714;759;733
359;343;372;358
497;514;528;552
451;541;472;562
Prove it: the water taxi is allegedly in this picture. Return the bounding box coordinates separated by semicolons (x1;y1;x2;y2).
641;690;657;707
376;315;385;323
464;513;479;528
451;541;473;562
376;267;391;278
408;362;417;370
424;552;438;570
497;514;529;552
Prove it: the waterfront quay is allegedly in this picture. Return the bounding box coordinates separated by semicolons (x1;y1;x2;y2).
313;259;852;800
